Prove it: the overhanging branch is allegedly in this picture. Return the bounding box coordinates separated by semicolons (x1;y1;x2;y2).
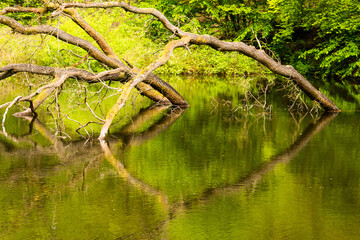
0;7;188;106
0;1;340;140
99;36;191;139
57;1;339;112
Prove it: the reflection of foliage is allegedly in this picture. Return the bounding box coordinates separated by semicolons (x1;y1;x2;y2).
1;79;359;239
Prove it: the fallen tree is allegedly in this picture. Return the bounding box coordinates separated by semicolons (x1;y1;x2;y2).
0;1;340;139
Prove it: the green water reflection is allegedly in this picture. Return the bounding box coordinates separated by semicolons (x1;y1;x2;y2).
0;76;360;239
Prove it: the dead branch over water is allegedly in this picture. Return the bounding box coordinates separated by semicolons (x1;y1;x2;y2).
0;1;339;139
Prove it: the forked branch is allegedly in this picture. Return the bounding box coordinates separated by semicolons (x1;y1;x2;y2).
99;36;191;139
0;7;188;106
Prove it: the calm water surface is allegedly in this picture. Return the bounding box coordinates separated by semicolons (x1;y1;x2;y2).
0;76;360;239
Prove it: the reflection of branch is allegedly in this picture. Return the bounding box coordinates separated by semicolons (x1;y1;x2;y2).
0;131;19;151
113;106;186;148
98;104;187;217
120;105;170;135
215;112;338;194
100;140;166;198
151;111;338;229
23;116;65;152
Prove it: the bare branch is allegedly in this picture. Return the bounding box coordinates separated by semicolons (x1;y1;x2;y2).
251;28;262;50
57;1;338;111
0;6;46;15
62;2;181;35
0;15;122;68
84;88;105;122
63;8;119;60
0;1;339;140
0;64;132;116
0;64;129;82
99;36;191;139
0;12;188;106
0;74;68;111
2;96;21;136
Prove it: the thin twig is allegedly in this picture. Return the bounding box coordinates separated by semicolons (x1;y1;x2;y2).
251;28;262;50
84;88;105;122
2;96;22;136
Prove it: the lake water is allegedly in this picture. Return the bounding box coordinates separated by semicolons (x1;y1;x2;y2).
0;76;360;239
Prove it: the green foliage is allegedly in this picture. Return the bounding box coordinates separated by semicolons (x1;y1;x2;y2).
143;0;360;82
269;0;360;81
0;0;41;7
143;0;271;40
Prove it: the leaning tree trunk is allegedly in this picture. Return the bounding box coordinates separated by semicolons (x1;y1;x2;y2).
0;1;340;140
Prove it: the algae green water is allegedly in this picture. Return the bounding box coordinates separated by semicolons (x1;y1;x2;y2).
0;76;360;239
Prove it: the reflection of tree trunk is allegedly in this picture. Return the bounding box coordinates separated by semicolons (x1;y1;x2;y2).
98;106;188;215
156;112;338;231
100;140;166;198
24;116;64;149
100;105;186;196
120;105;170;135
213;112;338;194
1;106;338;237
112;106;186;148
0;105;187;228
98;106;187;235
0;131;19;151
